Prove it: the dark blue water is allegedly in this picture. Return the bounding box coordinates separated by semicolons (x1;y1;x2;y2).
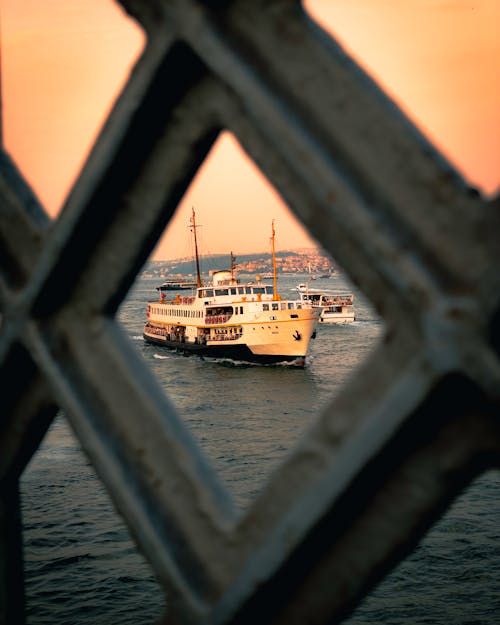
21;275;499;624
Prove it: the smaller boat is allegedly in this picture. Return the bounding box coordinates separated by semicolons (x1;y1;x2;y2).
157;280;198;291
295;284;355;324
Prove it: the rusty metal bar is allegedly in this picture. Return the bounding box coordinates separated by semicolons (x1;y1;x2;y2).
23;315;237;621
207;356;500;623
152;0;498;320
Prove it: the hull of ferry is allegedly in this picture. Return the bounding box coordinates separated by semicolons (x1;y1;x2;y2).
143;312;318;367
143;331;308;365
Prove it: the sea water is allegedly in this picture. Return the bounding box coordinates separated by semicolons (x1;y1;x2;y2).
21;275;499;624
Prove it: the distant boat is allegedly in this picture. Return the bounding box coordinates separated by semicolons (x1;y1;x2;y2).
295;284;355;324
156;280;198;291
144;213;320;366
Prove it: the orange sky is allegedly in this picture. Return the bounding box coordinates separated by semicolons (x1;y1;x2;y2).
2;0;499;260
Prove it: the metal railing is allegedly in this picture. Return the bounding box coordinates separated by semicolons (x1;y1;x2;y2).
1;1;499;623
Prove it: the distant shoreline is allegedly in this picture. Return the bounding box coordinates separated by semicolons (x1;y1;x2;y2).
142;248;338;279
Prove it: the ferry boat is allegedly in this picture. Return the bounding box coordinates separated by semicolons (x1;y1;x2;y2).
143;213;319;366
157;280;198;291
296;284;355;324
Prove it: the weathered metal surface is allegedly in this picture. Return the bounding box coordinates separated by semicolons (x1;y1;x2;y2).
0;0;499;624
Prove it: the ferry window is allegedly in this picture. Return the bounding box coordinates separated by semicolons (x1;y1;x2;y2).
240;306;243;314
235;308;238;315
254;287;265;294
281;303;286;310
288;303;294;309
290;314;299;319
238;287;245;295
245;287;252;294
203;289;214;297
272;303;279;310
230;288;237;295
215;289;229;296
265;286;273;295
263;304;269;311
297;303;302;309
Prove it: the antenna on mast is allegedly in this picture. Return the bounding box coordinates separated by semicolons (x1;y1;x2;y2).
190;207;202;287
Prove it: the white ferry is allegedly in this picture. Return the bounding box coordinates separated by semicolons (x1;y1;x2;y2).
296;284;355;324
143;214;319;366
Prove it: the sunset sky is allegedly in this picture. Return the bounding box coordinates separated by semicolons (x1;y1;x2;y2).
2;0;499;260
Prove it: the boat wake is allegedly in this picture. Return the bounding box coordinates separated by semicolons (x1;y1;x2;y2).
202;356;305;368
153;353;170;360
202;357;256;368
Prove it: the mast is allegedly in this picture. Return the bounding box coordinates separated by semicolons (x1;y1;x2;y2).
271;220;279;299
230;251;236;282
190;207;202;287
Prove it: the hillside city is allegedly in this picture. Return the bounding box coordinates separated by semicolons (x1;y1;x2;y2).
141;248;338;280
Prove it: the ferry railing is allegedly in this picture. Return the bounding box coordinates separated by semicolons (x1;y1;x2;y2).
205;314;231;325
1;1;499;624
